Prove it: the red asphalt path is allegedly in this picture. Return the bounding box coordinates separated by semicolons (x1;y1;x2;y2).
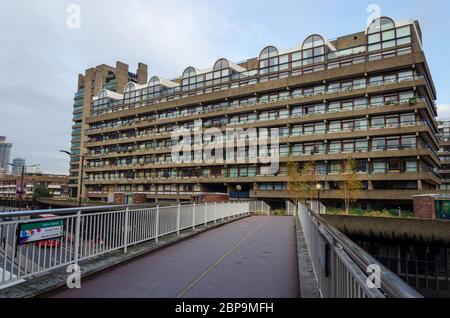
48;216;300;298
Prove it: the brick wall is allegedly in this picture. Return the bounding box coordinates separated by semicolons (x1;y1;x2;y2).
413;196;436;220
113;192;124;205
194;194;230;203
133;193;147;204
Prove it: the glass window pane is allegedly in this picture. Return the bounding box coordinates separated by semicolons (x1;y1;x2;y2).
368;33;381;44
397;26;411;38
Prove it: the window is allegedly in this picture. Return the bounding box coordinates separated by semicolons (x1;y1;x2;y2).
356;140;368;151
329;141;341;153
386;137;400;150
373;160;386;173
397;26;411;38
372;138;386;151
401;136;416;149
182;67;197;90
406;160;417;172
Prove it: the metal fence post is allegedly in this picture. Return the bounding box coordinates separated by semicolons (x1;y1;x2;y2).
124;207;129;254
74;210;82;265
214;202;217;224
222;202;225;221
177;203;181;236
155;205;160;243
192;202;196;230
204;202;208;226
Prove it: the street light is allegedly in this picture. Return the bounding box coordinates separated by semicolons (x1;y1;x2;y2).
60;150;84;207
315;183;322;213
236;185;242;202
7;163;40;211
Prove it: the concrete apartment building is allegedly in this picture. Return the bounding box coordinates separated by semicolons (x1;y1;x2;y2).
69;62;148;197
438;121;450;190
0;173;69;201
71;17;441;209
0;137;12;176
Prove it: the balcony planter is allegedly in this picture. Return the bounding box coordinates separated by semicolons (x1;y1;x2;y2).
409;97;418;105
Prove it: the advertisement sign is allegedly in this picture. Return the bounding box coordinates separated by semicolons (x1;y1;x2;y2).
436;200;450;220
18;220;64;245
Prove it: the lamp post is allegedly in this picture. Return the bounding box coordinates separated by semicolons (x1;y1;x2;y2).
7;163;39;211
60;150;84;207
315;183;322;213
236;185;242;202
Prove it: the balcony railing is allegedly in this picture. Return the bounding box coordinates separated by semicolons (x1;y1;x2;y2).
89;73;425;120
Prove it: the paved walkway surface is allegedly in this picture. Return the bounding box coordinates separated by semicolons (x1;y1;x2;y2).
48;216;300;298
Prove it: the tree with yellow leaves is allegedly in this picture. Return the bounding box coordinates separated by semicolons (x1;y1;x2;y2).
287;159;318;205
340;157;362;214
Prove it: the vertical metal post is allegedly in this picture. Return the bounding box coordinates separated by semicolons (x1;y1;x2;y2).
192;203;196;230
177;203;181;236
204;202;208;226
74;210;82;265
222;202;225;221
214;202;217;224
124;207;129;254
155;205;160;243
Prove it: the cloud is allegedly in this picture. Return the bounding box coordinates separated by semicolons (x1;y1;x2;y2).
437;104;450;121
0;0;271;174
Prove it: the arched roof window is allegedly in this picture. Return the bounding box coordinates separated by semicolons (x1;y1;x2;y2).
302;35;325;50
259;46;279;60
182;67;197;79
124;82;136;94
98;89;108;99
148;76;161;87
213;58;229;71
367;17;395;34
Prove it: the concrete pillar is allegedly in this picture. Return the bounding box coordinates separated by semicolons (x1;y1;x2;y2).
368;181;374;191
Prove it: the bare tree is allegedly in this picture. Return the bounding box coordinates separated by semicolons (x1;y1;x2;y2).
339;157;363;214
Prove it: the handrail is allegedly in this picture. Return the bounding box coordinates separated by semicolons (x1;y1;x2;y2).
0;203;155;218
302;204;422;298
0;202;202;218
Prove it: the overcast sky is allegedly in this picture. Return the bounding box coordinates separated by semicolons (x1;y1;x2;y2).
0;0;449;174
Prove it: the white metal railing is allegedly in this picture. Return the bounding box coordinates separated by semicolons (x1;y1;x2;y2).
0;201;252;288
286;201;297;216
297;202;422;298
249;201;271;215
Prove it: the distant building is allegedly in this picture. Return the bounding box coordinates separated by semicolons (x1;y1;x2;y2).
0;137;12;175
11;158;25;175
26;165;41;174
0;173;69;200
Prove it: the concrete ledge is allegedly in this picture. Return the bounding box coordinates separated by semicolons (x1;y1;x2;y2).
322;214;450;244
294;217;320;298
0;214;250;298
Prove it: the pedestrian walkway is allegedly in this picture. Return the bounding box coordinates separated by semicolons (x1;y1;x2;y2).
48;216;300;298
